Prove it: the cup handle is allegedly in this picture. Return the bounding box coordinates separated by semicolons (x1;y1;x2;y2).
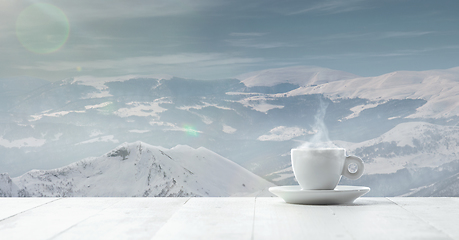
342;155;364;180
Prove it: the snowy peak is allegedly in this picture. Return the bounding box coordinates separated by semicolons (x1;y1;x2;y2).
237;66;360;87
2;142;274;197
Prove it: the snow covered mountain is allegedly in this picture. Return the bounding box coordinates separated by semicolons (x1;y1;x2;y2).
281;67;459;119
236;66;359;87
266;122;459;196
0;142;274;197
2;65;459;196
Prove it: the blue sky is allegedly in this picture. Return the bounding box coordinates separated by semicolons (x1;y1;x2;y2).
2;0;459;81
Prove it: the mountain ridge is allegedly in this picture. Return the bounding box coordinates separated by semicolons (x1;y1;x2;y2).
0;141;274;197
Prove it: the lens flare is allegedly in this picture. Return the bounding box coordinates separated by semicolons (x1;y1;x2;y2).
16;3;70;54
183;125;199;137
100;102;117;115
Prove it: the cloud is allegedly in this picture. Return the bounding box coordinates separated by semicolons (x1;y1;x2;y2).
226;39;294;49
18;52;264;73
226;32;294;49
60;0;221;20
319;31;434;41
288;0;366;15
301;45;459;60
0;0;221;27
380;31;434;38
0;0;220;49
230;32;267;37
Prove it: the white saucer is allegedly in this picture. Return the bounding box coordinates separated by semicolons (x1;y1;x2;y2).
269;185;370;205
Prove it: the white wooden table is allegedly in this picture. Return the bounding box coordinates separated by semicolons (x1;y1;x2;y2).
1;197;458;240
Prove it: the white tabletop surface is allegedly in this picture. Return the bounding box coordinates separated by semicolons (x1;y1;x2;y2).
0;197;458;240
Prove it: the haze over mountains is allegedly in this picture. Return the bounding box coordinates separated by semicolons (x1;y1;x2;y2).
2;66;459;196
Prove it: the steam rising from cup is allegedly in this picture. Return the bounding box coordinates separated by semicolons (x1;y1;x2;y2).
298;96;337;149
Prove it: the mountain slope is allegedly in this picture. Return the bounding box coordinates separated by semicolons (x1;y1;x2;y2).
0;142;274;197
345;122;459;174
402;171;459;197
284;67;459;118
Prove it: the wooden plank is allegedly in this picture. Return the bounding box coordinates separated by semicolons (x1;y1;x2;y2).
328;197;451;240
0;197;457;240
151;197;255;240
388;197;459;239
0;198;122;240
254;197;452;240
0;198;60;220
253;197;354;240
50;197;189;240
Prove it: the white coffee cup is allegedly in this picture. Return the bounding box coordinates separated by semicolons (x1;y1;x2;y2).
291;148;364;190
